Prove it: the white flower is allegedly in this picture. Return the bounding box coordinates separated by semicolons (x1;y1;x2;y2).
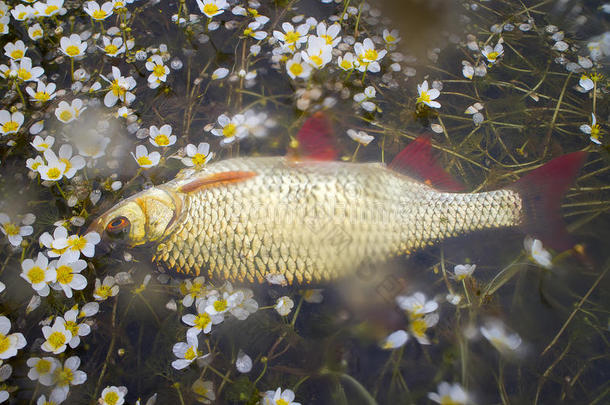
286;53;312;80
180;277;207;307
0;110;24;135
482;42;504;64
353;86;377;112
0;364;11;403
39;226;69;258
4;40;27;60
28;23;44;40
99;386;127;405
579;74;594;92
337;52;356;71
235;350;252;373
26;81;57;102
211;113;247;145
93;276;119;301
428;382;469;405
146;54;169;83
346;129;374;145
33;0;65;17
446;293;462;305
205;291;232;316
580;113;602;145
182;299;224;338
41;317;72;354
60;34;87;58
380;330;409;350
11;4;34;21
0;16;9;36
182;142;213;167
149;124;176;147
27;356;60;385
56;144;86;179
195;0;228;18
192;379;215;404
524;236;552;269
172;334;209;370
396;292;438;319
49;256;87;298
316;22;341;47
78;302;100;318
60;308;91;348
462;60;474;79
227;289;258;320
416;80;441;108
452;264;476;281
354;38;386;72
100;36;125;57
21;252;56;296
211;67;229;79
31;135;55;152
102;66;136;107
131;145;160;168
36;390;67;405
409;312;439;345
0;213;33;246
54;99;86;124
383;29;400;45
15;57;44;82
83;1;113;20
50;356;87;398
243;21;268;40
261;388;301;405
273;22;309;51
480;320;522;354
0;316;27;359
301;36;333;69
275;296;294;316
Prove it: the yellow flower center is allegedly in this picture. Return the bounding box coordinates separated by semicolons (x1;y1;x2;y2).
65;45;80;57
48;331;67;350
194;313;211;330
386;35;396;43
183;346;201;361
289;63;303;76
67;236;86;251
104;391;120;405
55;366;73;386
192;153;207;166
110;79;126;97
65;320;79;337
92;10;108;19
27;266;45;284
154;134;170;146
46;167;62;179
321;34;333;45
213;299;227;312
222;123;236;138
60;158;72;172
590;124;601;137
35;91;50;101
3;222;19;236
284;31;300;44
247;8;258;16
105;44;118;55
243;28;253;37
0;334;10;354
440;395;462;405
276;399;289;405
203;3;219;16
10;50;24;59
45;5;58;15
59;110;73;122
137;155;152;166
32;29;42;38
487;51;499;61
340;59;353;70
96;285;112;299
35;359;52;373
411;318;427;338
310;55;323;67
17;12;27;19
417;91;431;105
18;68;32;81
152;64;166;78
364;49;378;61
56;265;74;284
32;161;42;170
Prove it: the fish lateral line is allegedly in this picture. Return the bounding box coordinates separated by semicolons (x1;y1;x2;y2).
179;171;258;193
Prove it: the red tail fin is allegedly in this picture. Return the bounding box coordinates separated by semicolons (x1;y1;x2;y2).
510;152;586;251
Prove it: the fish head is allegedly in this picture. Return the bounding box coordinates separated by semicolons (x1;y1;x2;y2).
88;187;181;248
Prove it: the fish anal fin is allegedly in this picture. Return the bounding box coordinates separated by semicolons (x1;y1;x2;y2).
510;151;586;251
389;135;464;192
179;171;257;193
293;112;337;161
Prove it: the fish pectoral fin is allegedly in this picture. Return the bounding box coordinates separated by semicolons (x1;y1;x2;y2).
179;171;258;193
290;112;337;161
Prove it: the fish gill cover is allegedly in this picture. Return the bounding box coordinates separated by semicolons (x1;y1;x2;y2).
0;0;608;404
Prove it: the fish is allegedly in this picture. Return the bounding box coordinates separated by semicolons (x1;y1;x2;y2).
88;113;586;284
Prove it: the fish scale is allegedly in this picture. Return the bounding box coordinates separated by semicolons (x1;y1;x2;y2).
150;157;523;283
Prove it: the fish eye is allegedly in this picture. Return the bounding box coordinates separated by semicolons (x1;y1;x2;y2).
106;216;130;236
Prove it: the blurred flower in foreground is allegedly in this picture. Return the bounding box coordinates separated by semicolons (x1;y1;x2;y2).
451;264;476;281
428;382;469;405
192;379;215;404
480;320;522;354
524;236;552;269
51;356;87;398
275;296;294;316
262;388;301;405
396;292;438;320
380;330;408;350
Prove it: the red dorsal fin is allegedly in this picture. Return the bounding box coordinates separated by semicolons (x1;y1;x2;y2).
389;136;464;192
510;152;586;251
179;171;257;193
294;112;337;161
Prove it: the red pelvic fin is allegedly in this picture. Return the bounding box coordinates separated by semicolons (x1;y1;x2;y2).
510;152;587;251
389;135;464;192
295;112;337;161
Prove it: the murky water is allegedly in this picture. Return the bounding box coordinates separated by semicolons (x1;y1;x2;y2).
0;0;608;404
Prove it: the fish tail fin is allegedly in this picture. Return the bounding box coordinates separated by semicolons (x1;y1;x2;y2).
510;152;587;251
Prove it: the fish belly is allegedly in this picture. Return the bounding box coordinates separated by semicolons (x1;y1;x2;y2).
153;157;522;284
